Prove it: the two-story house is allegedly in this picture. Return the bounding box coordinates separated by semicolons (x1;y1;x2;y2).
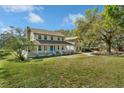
25;27;73;57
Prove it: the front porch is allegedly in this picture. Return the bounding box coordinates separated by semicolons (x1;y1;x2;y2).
29;44;75;57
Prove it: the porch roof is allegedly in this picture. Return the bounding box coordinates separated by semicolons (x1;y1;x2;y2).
65;36;78;41
33;40;73;45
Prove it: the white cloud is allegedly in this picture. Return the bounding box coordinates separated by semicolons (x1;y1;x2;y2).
69;13;84;23
27;12;44;23
0;22;9;34
63;13;84;25
0;6;45;24
0;5;43;13
0;27;10;32
0;22;14;34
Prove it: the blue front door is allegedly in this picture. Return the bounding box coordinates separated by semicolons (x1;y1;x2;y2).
50;46;53;51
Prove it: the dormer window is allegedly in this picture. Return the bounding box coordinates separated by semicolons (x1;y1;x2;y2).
44;35;47;40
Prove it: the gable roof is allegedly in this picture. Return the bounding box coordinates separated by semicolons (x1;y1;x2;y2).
30;28;65;37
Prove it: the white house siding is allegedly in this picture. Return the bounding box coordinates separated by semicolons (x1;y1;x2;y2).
65;38;81;52
66;45;75;52
36;45;66;52
27;28;73;57
27;45;65;57
34;34;38;40
53;36;58;41
66;41;76;52
30;32;35;41
34;34;63;41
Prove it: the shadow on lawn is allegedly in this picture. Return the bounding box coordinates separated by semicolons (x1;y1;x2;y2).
0;68;11;78
30;54;72;62
32;53;80;59
0;50;10;60
6;53;79;63
6;57;44;63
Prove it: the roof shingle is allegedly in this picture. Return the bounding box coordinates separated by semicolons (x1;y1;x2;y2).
30;28;65;37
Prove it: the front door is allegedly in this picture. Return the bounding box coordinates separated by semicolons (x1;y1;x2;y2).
50;46;53;51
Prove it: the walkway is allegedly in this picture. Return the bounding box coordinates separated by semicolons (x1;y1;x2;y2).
82;52;94;56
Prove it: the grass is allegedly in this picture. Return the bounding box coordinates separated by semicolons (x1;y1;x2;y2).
0;51;124;87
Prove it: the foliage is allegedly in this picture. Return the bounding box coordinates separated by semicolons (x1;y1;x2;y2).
2;27;34;61
104;6;124;27
99;6;124;53
112;34;124;51
75;8;101;51
75;6;124;54
55;29;74;37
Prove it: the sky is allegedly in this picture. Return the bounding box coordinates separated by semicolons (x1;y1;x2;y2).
0;5;104;33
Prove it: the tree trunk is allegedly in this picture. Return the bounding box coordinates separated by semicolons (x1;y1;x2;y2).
107;40;112;54
17;50;25;61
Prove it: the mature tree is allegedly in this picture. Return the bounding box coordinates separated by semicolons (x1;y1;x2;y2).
102;6;124;52
3;26;34;61
75;6;124;54
98;6;124;54
75;8;100;51
97;17;116;53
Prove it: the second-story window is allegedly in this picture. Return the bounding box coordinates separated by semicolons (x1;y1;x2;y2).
51;36;53;40
58;37;60;41
38;35;41;40
44;35;47;40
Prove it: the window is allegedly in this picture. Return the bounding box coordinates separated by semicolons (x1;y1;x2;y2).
28;50;30;52
51;36;53;40
44;35;47;40
58;37;60;41
34;34;38;40
38;35;41;40
62;37;64;41
62;46;64;50
44;46;47;51
58;46;59;50
38;46;42;51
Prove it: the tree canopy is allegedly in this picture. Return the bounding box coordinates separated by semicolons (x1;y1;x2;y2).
74;6;124;54
0;26;34;61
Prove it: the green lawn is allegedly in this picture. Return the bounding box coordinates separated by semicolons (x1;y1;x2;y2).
0;53;124;88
